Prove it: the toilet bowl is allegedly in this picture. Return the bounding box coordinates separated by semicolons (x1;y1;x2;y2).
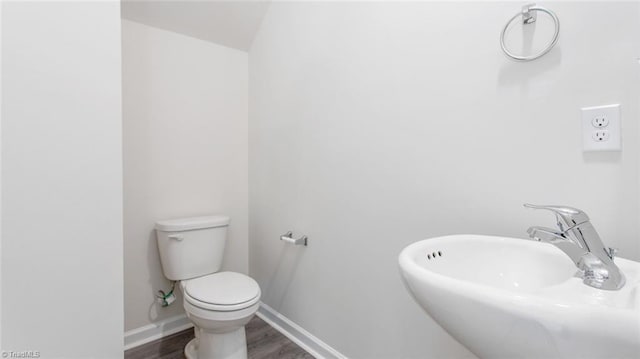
155;216;262;359
180;272;261;359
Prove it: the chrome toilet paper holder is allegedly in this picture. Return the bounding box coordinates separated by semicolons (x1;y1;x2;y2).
280;231;308;246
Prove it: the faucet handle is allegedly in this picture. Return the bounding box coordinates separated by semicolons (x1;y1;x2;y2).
524;204;590;229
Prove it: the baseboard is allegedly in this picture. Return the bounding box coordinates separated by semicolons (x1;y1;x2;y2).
124;303;347;358
124;314;193;351
257;302;347;359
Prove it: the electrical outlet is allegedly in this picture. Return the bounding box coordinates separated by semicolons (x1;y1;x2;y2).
582;104;621;152
592;116;609;128
592;130;610;142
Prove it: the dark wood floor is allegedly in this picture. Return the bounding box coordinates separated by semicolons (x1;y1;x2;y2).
125;316;315;359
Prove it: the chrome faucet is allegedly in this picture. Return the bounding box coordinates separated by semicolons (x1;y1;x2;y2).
524;204;625;290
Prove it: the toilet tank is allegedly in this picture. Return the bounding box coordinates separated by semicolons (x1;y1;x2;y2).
155;215;230;281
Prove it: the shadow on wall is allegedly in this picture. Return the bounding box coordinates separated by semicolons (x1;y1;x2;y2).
583;151;622;164
497;48;562;91
261;245;307;312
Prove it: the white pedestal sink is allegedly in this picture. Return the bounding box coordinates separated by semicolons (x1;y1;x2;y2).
399;235;640;359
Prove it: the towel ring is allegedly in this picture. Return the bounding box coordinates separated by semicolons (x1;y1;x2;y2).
500;4;560;61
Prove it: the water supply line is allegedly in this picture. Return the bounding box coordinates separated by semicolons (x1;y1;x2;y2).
156;281;176;307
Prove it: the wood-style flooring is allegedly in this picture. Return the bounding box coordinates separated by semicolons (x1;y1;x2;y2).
124;316;315;359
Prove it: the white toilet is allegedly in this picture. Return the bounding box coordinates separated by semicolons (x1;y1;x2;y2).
155;215;261;359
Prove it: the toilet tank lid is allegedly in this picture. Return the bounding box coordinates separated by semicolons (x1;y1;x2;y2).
155;215;230;232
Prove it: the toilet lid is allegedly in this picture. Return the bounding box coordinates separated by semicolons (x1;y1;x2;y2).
185;272;260;306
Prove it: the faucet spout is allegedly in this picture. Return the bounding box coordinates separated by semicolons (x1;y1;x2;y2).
526;226;587;266
527;226;564;242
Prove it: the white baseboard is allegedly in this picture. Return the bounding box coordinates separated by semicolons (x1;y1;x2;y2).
124;314;193;351
124;303;347;359
256;302;347;359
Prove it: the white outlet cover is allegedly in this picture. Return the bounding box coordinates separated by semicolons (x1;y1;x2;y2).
582;104;621;152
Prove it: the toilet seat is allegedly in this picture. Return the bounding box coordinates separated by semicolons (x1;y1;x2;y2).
183;272;261;312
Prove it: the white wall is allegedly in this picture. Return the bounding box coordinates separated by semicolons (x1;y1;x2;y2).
249;2;640;358
122;20;249;332
0;1;3;351
1;2;123;358
121;0;270;51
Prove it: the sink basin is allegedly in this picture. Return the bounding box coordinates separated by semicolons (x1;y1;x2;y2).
399;235;640;359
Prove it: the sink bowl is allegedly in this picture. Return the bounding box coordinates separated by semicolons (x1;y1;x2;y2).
399;235;640;359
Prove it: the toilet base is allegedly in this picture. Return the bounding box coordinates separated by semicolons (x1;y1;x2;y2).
184;327;248;359
185;338;197;359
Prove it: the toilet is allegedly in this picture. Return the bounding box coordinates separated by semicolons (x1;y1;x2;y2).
155;215;261;359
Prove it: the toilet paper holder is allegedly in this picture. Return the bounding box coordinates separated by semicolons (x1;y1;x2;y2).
280;231;308;246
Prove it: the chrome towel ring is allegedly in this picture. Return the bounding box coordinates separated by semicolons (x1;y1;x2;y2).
500;3;560;61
